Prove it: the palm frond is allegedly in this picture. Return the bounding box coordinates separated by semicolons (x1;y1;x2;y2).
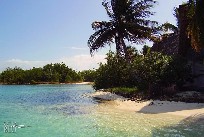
88;0;157;58
123;23;151;44
102;0;114;18
131;0;156;18
91;21;113;31
88;27;116;55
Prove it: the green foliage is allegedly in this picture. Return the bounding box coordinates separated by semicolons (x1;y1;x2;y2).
0;63;82;84
132;52;172;91
30;80;37;85
65;75;72;83
132;52;192;95
93;48;192;97
93;51;136;90
0;67;26;84
26;67;43;82
108;87;139;95
161;55;192;88
79;70;96;82
65;70;82;83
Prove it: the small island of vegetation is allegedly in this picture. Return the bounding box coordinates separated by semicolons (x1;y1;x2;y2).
0;62;95;85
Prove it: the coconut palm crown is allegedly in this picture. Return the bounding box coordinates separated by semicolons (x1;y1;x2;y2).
88;0;157;58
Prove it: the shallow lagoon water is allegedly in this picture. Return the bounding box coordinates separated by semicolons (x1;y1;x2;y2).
0;85;203;137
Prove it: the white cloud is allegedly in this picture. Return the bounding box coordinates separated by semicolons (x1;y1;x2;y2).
0;54;106;72
62;46;88;50
0;59;49;72
58;54;106;71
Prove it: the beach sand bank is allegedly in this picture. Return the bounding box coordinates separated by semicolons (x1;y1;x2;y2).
74;82;93;85
89;91;204;118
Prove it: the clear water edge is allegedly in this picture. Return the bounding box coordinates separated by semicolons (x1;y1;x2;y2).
0;85;203;137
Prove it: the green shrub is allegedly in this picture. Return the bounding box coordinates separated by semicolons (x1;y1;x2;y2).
94;49;192;97
93;51;135;90
109;87;139;94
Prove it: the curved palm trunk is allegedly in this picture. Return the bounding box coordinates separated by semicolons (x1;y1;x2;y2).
115;33;127;59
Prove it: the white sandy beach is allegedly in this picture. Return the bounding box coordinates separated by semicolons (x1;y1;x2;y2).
90;91;204;118
75;82;93;85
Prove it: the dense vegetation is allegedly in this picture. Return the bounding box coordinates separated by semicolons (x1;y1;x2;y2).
79;70;96;82
93;48;192;97
0;63;84;84
86;0;203;99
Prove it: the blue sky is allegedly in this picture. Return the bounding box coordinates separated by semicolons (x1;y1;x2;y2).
0;0;187;71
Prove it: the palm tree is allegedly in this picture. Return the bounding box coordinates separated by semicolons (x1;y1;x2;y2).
88;0;157;58
187;0;204;51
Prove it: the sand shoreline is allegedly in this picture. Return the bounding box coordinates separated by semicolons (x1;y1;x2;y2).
89;91;204;118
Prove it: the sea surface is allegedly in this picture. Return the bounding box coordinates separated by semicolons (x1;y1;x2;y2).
0;85;203;137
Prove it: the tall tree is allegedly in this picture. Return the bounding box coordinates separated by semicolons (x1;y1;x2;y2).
88;0;157;58
187;0;204;51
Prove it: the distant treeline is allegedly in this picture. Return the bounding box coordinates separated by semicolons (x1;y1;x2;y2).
0;63;96;85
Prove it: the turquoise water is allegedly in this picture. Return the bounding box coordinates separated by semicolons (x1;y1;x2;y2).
0;85;203;137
